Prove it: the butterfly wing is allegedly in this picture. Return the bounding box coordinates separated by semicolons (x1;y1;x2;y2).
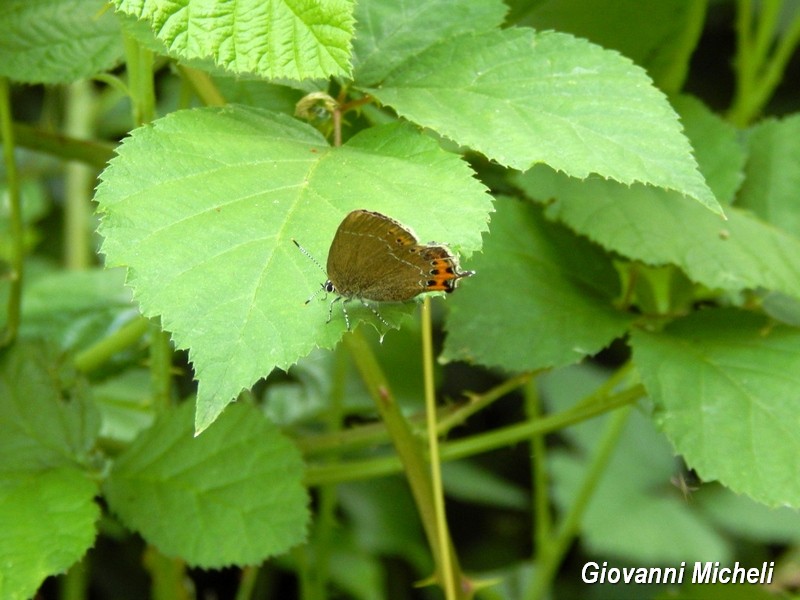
326;210;471;302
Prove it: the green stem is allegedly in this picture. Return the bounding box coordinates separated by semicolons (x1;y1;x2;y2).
292;546;313;599
436;372;532;435
10;121;115;167
235;566;259;600
0;77;24;347
59;557;89;600
73;315;149;373
729;0;800;125
176;64;226;107
442;384;642;462
124;34;156;125
63;80;95;270
658;0;708;94
306;453;402;486
123;32;174;413
144;546;191;600
756;6;800;110
343;329;466;597
751;0;780;71
308;344;349;599
733;0;756;112
421;297;460;600
526;405;633;600
525;378;551;560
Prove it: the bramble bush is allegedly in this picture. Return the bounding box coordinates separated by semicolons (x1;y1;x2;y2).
1;1;799;599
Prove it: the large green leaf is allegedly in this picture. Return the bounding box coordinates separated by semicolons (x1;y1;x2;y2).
631;308;800;508
0;470;100;600
517;166;800;299
114;0;355;79
18;268;135;351
0;0;123;83
103;401;309;567
671;95;745;206
365;28;720;214
517;0;705;92
738;113;800;238
0;345;100;600
95;106;491;431
0;344;99;473
695;486;800;544
442;197;632;370
544;365;729;564
351;0;507;86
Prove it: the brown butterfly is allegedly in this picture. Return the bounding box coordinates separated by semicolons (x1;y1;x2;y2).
294;209;474;329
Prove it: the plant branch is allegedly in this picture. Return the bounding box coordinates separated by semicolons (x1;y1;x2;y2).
10;121;115;167
304;382;645;485
176;64;227;107
729;0;800;125
343;330;468;598
73;315;149;373
526;378;551;560
63;79;95;270
0;77;24;347
421;297;460;600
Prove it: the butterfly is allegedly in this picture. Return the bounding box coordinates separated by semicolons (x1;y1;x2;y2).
293;209;474;329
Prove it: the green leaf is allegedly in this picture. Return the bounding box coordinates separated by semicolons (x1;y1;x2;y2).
544;364;729;564
0;343;100;473
738;113;800;238
19;268;134;350
114;0;355;80
0;344;101;600
695;486;800;544
631;308;800;508
0;470;100;600
92;369;155;444
673;95;745;206
325;531;386;600
443;197;632;371
95;106;491;432
516;166;800;299
365;28;721;214
103;401;309;568
0;0;123;84
441;462;528;510
762;291;800;327
339;479;426;563
351;0;507;86
518;0;705;92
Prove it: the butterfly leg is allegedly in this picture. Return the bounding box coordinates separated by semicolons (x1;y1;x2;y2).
359;299;390;328
327;296;354;331
327;295;341;323
341;300;351;331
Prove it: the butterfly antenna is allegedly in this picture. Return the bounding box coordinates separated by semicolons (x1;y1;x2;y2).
293;238;331;305
292;238;326;276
